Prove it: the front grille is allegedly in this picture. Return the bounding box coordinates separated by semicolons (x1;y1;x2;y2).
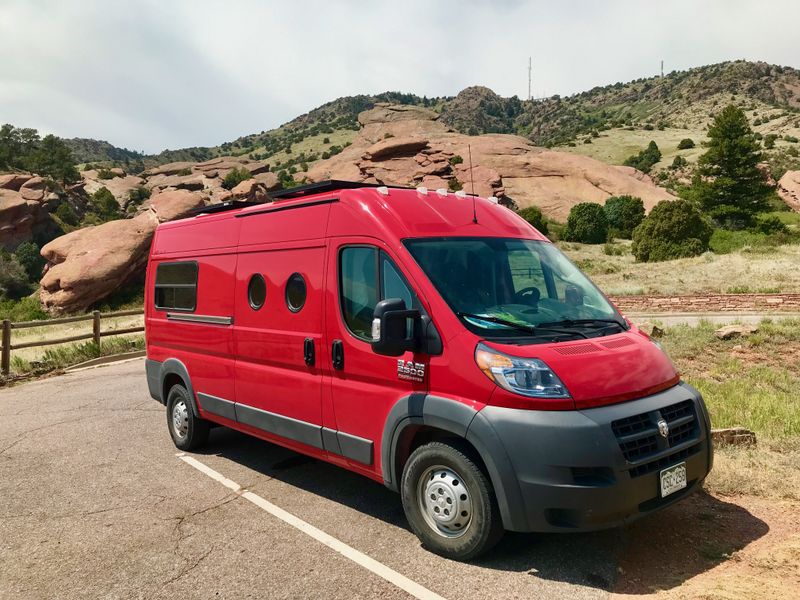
611;399;701;477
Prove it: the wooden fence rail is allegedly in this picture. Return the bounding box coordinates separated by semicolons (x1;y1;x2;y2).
1;309;144;375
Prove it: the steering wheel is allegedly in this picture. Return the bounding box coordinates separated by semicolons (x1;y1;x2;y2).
513;287;540;306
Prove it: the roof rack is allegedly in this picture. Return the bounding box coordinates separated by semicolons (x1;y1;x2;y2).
270;180;410;200
187;199;268;216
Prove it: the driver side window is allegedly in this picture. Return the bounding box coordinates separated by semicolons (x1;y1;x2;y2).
340;247;418;342
508;248;547;299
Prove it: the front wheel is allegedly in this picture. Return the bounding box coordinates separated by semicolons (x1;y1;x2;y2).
166;384;210;451
401;441;504;560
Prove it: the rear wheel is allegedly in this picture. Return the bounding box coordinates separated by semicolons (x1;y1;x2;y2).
166;384;209;451
401;440;503;560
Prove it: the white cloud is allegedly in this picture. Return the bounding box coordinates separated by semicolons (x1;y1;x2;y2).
1;0;798;153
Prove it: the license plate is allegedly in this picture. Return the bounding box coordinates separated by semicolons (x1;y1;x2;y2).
659;462;687;497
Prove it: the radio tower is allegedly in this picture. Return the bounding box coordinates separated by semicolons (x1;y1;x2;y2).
528;57;532;100
661;60;664;78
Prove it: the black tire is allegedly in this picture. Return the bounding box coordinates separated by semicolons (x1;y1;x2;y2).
166;384;210;451
401;440;504;561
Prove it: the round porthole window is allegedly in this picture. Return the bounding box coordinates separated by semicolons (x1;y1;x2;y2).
285;273;307;313
248;273;266;310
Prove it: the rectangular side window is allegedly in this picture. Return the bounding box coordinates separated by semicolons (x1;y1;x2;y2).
154;262;198;311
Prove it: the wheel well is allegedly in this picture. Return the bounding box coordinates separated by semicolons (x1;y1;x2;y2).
162;373;185;403
394;424;488;485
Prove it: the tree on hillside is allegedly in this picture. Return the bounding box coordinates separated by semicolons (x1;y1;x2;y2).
563;203;608;244
603;195;645;238
623;141;662;173
632;199;712;262
26;135;81;184
690;105;772;229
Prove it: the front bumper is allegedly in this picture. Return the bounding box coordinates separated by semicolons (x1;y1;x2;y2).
469;382;713;532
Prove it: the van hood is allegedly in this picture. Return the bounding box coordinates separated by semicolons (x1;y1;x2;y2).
486;330;679;409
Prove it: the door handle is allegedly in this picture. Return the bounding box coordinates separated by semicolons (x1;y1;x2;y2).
303;337;315;366
332;339;344;370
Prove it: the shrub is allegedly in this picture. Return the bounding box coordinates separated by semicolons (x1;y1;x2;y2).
447;178;462;192
754;215;788;235
0;253;32;299
128;186;151;205
677;138;695;149
603;195;645;238
0;295;47;321
177;168;192;176
623;140;662;173
89;187;119;221
322;137;330;144
632;199;712;262
785;135;799;143
563;202;608;244
55;201;79;226
14;241;44;282
97;168;116;180
671;155;688;169
448;155;464;166
221;167;251;190
764;133;778;149
383;132;394;139
516;206;549;235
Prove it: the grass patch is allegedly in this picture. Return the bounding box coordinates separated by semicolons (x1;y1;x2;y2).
661;319;800;441
708;229;798;254
9;335;144;376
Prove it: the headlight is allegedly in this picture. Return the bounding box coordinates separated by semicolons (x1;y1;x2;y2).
475;342;570;399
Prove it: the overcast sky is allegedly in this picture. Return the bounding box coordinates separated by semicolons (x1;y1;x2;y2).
1;0;798;154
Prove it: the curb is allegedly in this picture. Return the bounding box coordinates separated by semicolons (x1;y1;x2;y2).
65;350;146;372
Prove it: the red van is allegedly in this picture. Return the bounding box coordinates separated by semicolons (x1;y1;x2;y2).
145;181;712;560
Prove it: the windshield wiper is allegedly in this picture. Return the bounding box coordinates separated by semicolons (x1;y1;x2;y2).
540;318;626;330
457;312;589;339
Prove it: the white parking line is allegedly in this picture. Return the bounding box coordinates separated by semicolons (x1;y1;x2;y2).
177;453;447;600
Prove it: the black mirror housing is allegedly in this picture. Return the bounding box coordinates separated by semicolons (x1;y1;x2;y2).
371;298;420;356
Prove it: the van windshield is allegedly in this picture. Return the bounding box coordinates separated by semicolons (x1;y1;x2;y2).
404;237;625;340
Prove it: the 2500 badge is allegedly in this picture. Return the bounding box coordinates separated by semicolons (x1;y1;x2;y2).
397;360;425;382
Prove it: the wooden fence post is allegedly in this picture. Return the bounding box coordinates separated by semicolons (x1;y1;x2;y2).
1;319;10;375
92;311;101;349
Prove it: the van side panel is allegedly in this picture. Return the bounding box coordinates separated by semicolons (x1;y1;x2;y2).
232;204;332;450
147;249;238;406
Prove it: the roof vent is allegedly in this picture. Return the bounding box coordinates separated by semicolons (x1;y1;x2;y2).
416;186;429;195
455;190;467;198
376;186;389;196
436;188;448;197
488;196;499;204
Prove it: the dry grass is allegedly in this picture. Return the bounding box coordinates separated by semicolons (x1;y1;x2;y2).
707;444;800;501
559;241;800;296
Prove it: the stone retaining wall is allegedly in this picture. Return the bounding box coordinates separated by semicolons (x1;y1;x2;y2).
609;293;800;313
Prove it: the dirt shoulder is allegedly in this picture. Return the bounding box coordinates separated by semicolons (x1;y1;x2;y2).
612;491;800;598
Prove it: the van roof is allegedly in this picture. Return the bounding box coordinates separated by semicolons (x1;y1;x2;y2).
157;181;547;243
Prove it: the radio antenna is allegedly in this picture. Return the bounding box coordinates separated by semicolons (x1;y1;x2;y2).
468;144;478;224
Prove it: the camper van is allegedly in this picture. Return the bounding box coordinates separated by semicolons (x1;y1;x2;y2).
144;181;712;560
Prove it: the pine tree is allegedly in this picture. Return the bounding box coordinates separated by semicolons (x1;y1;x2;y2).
692;105;772;229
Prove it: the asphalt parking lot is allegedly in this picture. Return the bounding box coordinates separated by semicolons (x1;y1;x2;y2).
0;358;768;599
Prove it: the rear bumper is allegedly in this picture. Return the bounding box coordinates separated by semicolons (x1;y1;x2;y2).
470;382;713;532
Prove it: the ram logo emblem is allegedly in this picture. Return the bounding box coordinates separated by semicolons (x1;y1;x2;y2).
397;360;425;382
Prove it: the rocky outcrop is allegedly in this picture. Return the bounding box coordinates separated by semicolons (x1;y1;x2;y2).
305;105;675;220
0;173;33;191
39;190;206;313
777;171;800;211
0;177;63;250
82;170;146;205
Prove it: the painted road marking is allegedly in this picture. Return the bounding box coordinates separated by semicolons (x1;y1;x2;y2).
177;453;447;600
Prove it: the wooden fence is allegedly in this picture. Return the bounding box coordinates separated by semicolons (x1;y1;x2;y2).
1;309;144;375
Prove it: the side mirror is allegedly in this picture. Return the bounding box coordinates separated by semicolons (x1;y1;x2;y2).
371;298;420;356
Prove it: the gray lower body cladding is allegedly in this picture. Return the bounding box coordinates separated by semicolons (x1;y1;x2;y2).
470;382;713;532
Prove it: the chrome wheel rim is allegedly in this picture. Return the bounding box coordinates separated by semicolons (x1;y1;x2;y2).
417;465;472;538
171;399;189;439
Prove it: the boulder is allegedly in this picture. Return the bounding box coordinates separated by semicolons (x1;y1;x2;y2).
714;324;758;340
0;188;58;250
0;173;33;191
777;171;800;211
142;161;195;177
40;190;205;313
82;172;146;205
231;179;272;203
362;137;429;161
19;176;48;201
253;171;280;190
637;322;665;338
711;427;757;447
